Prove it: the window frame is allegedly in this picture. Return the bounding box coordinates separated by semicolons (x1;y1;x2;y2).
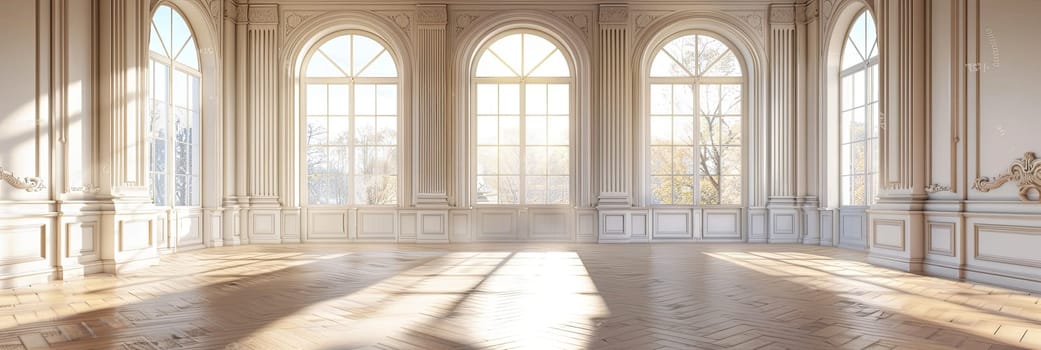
148;4;203;209
298;30;403;208
838;10;880;208
644;31;746;208
469;29;576;208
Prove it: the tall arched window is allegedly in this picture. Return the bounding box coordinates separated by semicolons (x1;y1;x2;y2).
149;5;201;207
648;34;743;206
472;32;572;205
840;11;878;206
302;33;399;206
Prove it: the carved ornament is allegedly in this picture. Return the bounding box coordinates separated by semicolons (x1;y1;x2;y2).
973;152;1041;202
599;5;628;25
0;166;46;192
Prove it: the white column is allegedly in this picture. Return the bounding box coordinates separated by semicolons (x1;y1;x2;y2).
415;4;450;207
766;5;802;243
96;0;160;272
222;0;244;245
799;2;822;245
596;4;632;208
868;0;929;272
243;4;283;243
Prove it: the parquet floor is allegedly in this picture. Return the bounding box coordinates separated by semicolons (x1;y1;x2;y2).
1;244;1040;350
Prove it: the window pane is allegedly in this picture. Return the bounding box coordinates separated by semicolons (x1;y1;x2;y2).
526;116;547;145
307;84;328;115
547;116;568;145
649;116;672;145
355;84;376;115
699;176;720;205
649;146;672;175
523;34;557;75
650;84;672;115
547;84;569;115
476;146;498;175
476;116;498;145
526;146;547;174
498;176;520;204
499;84;520;115
526;84;547;114
499;116;520;145
477;84;498;115
529;51;570;77
328;85;349;115
547;146;569;175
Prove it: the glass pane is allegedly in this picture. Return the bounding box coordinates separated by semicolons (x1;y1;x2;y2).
699;146;719;175
306;53;345;78
720;85;742;115
703;52;741;77
306;117;327;145
699;85;721;115
151;6;171;54
173;70;187;108
663;35;696;75
547;84;569;115
673;116;695;145
696;36;731;76
721;146;741;176
352;35;384;76
852;70;865;106
329;146;350;174
529;51;570;77
526;84;547;114
649;52;687;77
328;85;349;115
673;85;694;115
376;85;397;115
476;146;498;175
328;116;349;144
548;176;568;204
152;173;167;206
721;117;741;145
675;176;694;204
489;34;523;75
307;84;327;115
499;146;520;174
851;107;866;142
499;116;520;145
720;176;741;205
176;38;199;70
650;84;672;115
358;51;398;77
355;84;376;115
699;176;720;205
675;147;695;175
498;176;520;204
547;146;569;175
526;176;547;204
307;147;328;174
319;36;350;73
547;116;569;145
477;84;498;115
476;116;498;145
852;142;866;174
649;116;672;145
355;146;397;176
152;138;167;172
475;176;497;204
476;53;517;77
375;116;397;145
526;146;547;174
526;116;547;145
649;146;672;175
499;84;520;115
522;34;557;75
650;176;672;205
840;143;852;176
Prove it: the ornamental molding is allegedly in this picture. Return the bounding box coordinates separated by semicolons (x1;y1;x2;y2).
454;12;484;35
376;11;413;37
248;5;278;24
283;11;323;38
769;6;796;24
552;11;593;39
71;184;101;194
973;152;1041;202
924;184;951;193
802;1;820;22
0;166;45;192
207;0;221;24
725;10;766;35
821;0;835;25
599;5;629;25
416;5;446;25
632;11;669;37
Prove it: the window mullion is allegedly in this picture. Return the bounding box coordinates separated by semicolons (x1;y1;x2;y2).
348;82;356;206
519;80;527;205
692;82;701;206
166;58;176;208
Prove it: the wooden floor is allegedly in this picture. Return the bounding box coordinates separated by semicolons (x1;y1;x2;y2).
1;244;1040;349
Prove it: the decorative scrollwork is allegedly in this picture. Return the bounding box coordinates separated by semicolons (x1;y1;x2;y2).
973;152;1041;202
0;166;46;192
924;184;951;193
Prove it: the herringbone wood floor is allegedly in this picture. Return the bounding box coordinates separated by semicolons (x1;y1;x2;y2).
1;244;1040;349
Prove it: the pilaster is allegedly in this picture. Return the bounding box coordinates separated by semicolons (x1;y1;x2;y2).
766;4;801;243
596;4;631;208
222;0;243;246
415;4;451;208
244;4;283;243
869;0;929;272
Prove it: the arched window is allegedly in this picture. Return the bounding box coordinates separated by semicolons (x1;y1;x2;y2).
840;11;878;206
647;34;743;206
302;33;399;206
149;5;201;207
472;32;572;205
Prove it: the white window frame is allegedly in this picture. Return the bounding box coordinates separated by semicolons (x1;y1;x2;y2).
838;10;880;208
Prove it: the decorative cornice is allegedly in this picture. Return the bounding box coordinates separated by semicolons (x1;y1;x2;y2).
598;5;628;25
973;152;1041;202
924;184;951;193
0;166;45;192
417;4;447;25
769;6;796;25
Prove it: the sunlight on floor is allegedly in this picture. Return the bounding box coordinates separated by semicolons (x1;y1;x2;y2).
246;251;611;349
706;251;1041;348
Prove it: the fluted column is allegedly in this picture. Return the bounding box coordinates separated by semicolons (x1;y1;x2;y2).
868;0;928;272
765;5;802;243
245;5;279;206
415;4;450;207
596;4;631;208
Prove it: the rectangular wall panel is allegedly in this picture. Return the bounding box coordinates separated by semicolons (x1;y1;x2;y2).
358;212;396;240
974;224;1041;268
652;210;692;239
477;211;517;241
704;210;741;239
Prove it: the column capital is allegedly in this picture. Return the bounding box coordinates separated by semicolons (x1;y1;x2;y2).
598;4;629;26
417;4;447;26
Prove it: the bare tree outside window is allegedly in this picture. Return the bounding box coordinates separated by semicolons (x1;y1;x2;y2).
648;34;743;206
302;34;399;206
